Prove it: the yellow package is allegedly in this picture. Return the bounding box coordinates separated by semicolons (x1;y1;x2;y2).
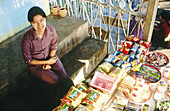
81;87;107;109
108;67;127;80
52;102;73;111
117;53;129;61
61;86;86;107
112;95;129;106
74;104;91;111
120;75;136;89
98;62;115;73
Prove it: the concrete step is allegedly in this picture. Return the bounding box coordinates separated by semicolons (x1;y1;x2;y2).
61;37;107;85
47;15;88;59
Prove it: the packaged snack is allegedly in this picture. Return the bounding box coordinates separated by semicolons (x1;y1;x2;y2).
121;41;133;48
126;57;134;63
120;62;132;70
61;86;87;107
139;40;152;48
112;50;121;56
98;62;115;73
52;102;73;111
129;51;136;59
111;56;121;65
118;47;130;55
130;59;139;67
117;83;131;94
126;35;141;42
117;53;129;61
130;43;140;52
75;84;88;93
74;104;90;111
120;75;136;89
112;95;129;106
104;54;115;63
108;67;127;80
128;102;142;111
131;63;142;72
90;71;117;93
81;87;106;109
114;60;125;68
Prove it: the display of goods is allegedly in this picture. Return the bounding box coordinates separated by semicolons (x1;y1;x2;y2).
52;102;73;111
61;86;86;107
74;104;90;111
145;51;169;67
135;64;161;83
90;71;117;93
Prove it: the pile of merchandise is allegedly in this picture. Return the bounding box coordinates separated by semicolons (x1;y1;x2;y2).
52;35;170;111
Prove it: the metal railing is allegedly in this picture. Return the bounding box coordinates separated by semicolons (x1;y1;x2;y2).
50;0;147;54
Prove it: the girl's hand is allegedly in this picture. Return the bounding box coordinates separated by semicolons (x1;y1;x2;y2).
47;57;58;64
43;64;52;70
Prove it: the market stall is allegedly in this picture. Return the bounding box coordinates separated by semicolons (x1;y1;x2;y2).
52;35;170;111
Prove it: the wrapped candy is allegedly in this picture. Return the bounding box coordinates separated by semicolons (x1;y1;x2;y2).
117;53;129;61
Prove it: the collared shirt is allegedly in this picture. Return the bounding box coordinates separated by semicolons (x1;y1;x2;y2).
20;25;58;64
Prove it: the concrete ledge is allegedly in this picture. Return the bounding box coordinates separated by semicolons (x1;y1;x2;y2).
47;15;88;58
61;37;107;85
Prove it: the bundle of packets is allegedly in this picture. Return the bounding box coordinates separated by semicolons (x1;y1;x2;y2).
52;83;108;111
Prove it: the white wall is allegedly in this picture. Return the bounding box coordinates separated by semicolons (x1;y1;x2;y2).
0;0;50;43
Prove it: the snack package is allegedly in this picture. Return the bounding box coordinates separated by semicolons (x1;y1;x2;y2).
114;60;125;68
52;102;73;111
112;95;129;106
108;67;127;81
104;54;116;63
139;40;152;48
126;35;141;42
129;51;136;59
90;71;117;93
126;57;134;63
75;84;88;93
120;75;136;89
98;62;115;73
117;53;129;61
74;104;91;111
117;83;131;94
130;43;140;52
61;86;87;107
131;63;142;72
118;47;130;55
108;102;124;111
121;41;133;48
120;62;132;70
81;87;106;109
112;50;121;56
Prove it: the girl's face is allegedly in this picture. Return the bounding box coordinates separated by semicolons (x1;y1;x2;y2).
31;14;46;33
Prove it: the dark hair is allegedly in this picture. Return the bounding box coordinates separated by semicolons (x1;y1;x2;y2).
160;10;170;27
27;6;46;22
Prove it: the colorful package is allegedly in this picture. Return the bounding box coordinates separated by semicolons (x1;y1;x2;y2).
81;87;106;109
114;60;125;68
75;84;88;93
120;62;132;70
120;75;136;89
61;86;87;107
90;71;117;93
112;50;121;56
117;53;129;61
52;102;73;111
98;62;115;73
118;47;130;55
130;43;140;52
121;41;133;48
126;35;141;42
129;51;136;59
104;54;115;63
108;67;127;80
139;40;152;48
117;83;131;94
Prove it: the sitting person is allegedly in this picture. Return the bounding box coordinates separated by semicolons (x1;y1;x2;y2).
151;10;170;48
20;6;73;110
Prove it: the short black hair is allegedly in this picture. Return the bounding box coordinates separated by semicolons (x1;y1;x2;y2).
27;6;46;22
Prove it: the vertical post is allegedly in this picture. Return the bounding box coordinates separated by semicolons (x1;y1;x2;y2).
143;0;159;41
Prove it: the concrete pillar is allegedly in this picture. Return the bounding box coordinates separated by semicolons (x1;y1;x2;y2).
143;0;159;41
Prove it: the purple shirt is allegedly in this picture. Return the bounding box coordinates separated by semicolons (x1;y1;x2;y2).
21;25;58;64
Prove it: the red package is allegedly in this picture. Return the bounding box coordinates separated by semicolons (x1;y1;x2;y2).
139;40;152;48
118;47;130;55
121;41;133;48
126;35;141;42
